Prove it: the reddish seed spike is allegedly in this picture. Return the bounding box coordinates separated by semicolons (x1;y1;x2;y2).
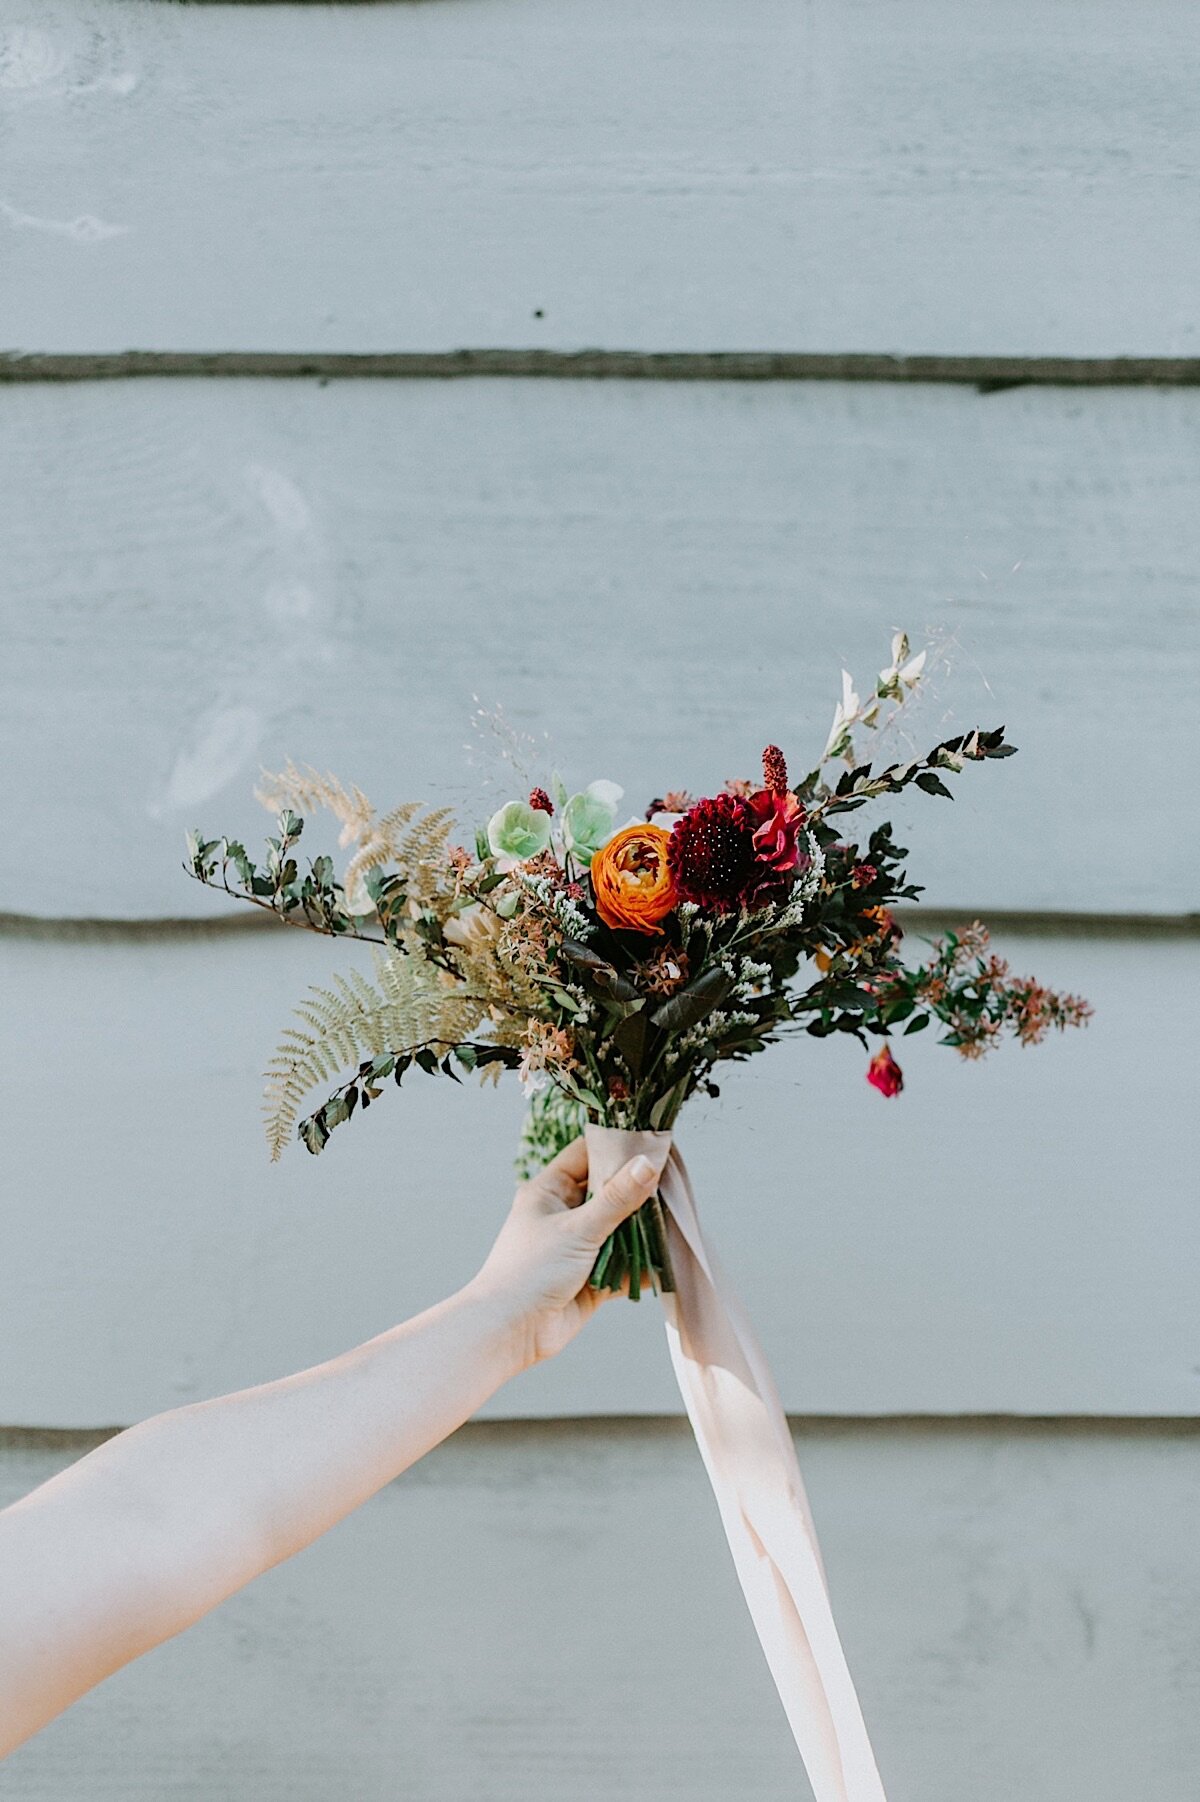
762;744;788;794
528;786;554;815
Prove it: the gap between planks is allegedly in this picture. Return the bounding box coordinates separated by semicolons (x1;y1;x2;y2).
3;1415;1198;1457
3;350;1200;388
1;909;1196;943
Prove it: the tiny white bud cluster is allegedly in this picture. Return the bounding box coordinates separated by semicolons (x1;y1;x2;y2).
673;1008;759;1059
514;870;597;940
769;833;825;930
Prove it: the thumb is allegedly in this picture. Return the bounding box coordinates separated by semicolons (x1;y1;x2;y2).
579;1153;663;1243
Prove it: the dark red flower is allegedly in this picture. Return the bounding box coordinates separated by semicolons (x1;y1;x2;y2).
851;862;878;890
866;1045;904;1097
528;787;554;815
668;793;761;911
747;786;806;874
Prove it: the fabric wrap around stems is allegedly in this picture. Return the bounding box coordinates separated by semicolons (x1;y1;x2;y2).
583;1124;887;1802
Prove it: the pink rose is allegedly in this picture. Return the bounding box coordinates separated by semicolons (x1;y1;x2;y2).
747;787;806;873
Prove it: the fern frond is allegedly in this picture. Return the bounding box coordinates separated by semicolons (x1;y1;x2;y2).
261;951;490;1160
256;760;376;849
343;803;459;916
390;806;457;902
340;801;424;908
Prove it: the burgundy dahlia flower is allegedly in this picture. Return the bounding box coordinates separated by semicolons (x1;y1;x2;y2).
667;793;761;912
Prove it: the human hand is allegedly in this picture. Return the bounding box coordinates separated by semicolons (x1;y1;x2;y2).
468;1137;667;1367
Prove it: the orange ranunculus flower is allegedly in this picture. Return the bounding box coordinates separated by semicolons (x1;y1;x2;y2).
590;824;678;936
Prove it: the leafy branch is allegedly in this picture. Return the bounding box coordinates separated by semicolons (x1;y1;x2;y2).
185;814;389;945
806;726;1016;822
298;1040;522;1156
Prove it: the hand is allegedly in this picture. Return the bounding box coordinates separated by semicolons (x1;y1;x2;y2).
468;1138;665;1367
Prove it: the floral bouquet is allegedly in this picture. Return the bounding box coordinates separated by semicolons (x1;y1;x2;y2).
187;634;1089;1300
187;634;1090;1800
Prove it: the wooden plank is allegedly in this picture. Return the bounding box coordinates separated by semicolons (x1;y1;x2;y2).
1;928;1195;1425
3;1420;1198;1800
2;0;1200;356
1;376;1197;918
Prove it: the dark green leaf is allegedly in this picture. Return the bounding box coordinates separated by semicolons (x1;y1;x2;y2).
649;967;733;1032
612;1009;649;1079
592;965;641;1004
559;939;615;975
299;1117;328;1155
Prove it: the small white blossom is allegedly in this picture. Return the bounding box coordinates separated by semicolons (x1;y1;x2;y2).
513;870;596;940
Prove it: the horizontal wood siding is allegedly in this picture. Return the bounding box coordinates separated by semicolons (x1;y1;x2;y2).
2;928;1195;1425
3;1420;1198;1801
2;377;1197;918
2;0;1199;355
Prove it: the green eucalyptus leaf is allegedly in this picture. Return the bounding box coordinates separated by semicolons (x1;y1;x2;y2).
299;1117;329;1156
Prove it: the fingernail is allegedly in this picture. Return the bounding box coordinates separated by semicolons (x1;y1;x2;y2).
631;1155;655;1183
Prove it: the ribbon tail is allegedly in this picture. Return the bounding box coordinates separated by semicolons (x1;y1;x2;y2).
659;1146;887;1802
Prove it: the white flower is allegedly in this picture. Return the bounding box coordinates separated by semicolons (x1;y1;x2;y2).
443;904;504;953
823;669;860;762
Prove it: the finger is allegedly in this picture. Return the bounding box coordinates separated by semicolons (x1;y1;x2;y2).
579;1153;662;1242
540;1135;588;1188
524;1136;588;1210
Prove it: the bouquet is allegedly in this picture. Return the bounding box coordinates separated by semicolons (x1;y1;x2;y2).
187;633;1090;1299
186;634;1091;1800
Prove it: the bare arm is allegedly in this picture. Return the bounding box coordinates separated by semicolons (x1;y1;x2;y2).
0;1140;664;1759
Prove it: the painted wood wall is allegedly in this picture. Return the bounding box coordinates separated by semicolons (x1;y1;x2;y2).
1;0;1196;1418
1;2;1198;1795
4;0;1200;356
5;1419;1198;1802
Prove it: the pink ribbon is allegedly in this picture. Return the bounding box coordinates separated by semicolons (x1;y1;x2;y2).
584;1124;887;1802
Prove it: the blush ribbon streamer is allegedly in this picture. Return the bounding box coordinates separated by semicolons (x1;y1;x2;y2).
584;1124;887;1802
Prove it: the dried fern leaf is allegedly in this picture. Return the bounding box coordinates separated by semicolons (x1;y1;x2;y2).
262;951;490;1160
256;760;376;848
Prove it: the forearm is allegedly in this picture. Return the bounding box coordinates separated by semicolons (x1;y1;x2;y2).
0;1278;526;1756
145;1278;529;1584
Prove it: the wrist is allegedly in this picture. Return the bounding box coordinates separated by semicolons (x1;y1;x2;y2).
456;1274;536;1380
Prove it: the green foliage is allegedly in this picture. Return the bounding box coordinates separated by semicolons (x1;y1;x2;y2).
804;726;1017;820
185;620;1087;1210
515;1082;589;1181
